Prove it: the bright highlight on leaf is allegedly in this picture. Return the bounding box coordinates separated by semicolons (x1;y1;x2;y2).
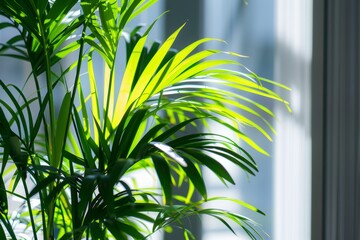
150;142;187;167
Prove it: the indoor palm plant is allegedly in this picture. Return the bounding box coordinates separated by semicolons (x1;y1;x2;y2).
0;0;289;239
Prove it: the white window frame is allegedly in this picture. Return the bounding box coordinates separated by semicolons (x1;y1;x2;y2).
273;0;313;239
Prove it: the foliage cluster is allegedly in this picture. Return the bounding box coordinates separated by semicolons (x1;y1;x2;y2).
0;0;289;239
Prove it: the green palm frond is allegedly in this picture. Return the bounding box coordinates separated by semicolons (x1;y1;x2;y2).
71;15;289;237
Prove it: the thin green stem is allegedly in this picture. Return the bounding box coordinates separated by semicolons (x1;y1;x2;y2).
61;25;87;162
30;0;56;148
22;178;39;240
30;4;56;238
53;21;87;240
20;23;50;240
0;214;17;239
69;161;81;240
19;9;50;238
32;69;50;240
5;217;17;239
27;154;48;239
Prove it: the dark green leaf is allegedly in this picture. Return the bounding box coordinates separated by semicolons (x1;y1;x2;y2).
105;219;145;240
52;92;71;168
0;224;6;240
63;151;86;167
152;118;199;142
181;157;207;199
78;173;97;215
46;0;78;27
31;93;49;145
0;212;16;239
0;22;13;30
72;108;95;169
98;174;114;213
129;122;166;158
90;222;105;240
0;105;11;136
204;147;257;175
151;154;172;205
0;176;8;215
118;0;142;30
112;108;148;160
0;80;29;141
29;175;57;198
181;149;235;184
